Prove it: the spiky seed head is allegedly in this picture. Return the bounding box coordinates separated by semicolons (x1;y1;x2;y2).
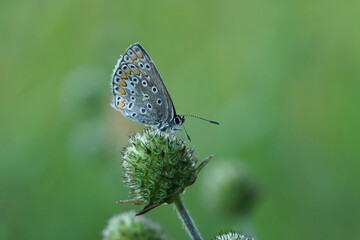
120;127;211;215
213;231;254;240
102;211;168;240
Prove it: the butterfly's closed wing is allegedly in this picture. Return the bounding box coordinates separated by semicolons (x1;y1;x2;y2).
111;43;175;126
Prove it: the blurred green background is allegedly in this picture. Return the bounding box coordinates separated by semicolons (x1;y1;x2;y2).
1;0;359;239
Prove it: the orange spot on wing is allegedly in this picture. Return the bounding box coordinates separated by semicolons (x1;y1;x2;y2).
119;80;127;86
125;68;131;74
138;52;144;58
120;72;127;79
131;54;137;60
133;67;140;75
117;88;125;95
118;98;125;108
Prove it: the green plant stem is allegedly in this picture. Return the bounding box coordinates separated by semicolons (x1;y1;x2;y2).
173;195;203;240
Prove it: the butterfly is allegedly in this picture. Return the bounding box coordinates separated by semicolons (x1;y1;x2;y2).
110;43;219;141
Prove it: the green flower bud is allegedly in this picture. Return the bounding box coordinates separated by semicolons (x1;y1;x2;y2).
102;211;168;240
118;127;211;215
200;160;259;217
213;231;254;240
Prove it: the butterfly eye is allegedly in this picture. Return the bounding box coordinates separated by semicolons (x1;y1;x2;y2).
140;108;146;114
175;117;181;125
152;86;158;93
131;113;137;117
156;98;162;105
144;94;149;99
130;82;135;86
142;80;148;86
121;65;128;70
130;90;135;95
147;103;152;109
130;96;136;101
132;77;138;83
145;63;151;70
124;55;130;61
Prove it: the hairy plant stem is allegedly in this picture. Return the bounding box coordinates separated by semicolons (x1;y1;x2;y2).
173;195;203;240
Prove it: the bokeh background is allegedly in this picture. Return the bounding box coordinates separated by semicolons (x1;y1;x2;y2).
1;0;359;239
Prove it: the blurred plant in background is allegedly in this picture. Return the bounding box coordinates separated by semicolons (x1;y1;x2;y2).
200;160;260;218
102;211;168;240
200;160;260;237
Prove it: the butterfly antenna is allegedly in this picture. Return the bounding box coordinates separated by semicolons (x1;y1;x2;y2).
180;114;220;125
182;125;191;142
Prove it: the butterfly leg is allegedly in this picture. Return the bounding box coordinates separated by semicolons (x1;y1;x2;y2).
173;127;188;142
176;127;183;141
182;124;191;142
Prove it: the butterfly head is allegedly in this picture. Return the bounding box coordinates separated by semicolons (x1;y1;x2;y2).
173;115;185;127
